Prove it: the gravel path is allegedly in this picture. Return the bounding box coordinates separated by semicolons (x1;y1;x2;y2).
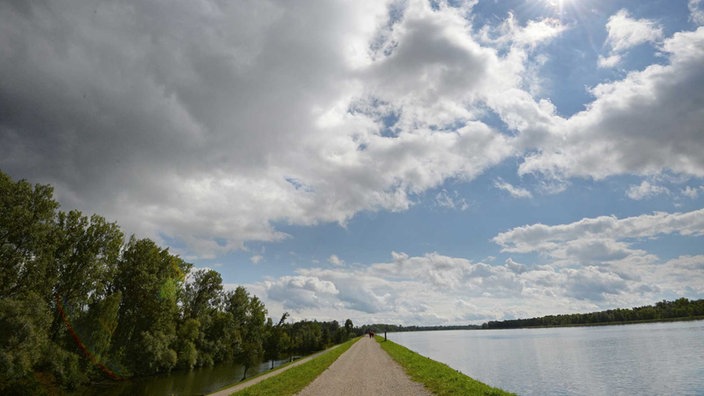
296;337;432;396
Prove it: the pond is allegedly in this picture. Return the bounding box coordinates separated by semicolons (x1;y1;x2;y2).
388;320;704;395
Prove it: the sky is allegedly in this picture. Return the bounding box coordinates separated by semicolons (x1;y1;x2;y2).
2;0;704;326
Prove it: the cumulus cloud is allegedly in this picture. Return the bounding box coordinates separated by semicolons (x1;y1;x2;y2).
563;266;628;301
328;254;345;266
257;242;704;324
2;1;702;325
261;252;528;323
626;180;670;200
265;275;340;311
1;0;532;257
598;9;663;68
520;27;704;180
605;9;663;51
493;208;704;255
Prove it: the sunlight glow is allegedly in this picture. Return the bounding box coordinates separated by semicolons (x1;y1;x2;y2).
543;0;576;18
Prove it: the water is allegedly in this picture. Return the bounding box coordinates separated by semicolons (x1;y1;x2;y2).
75;359;289;396
389;321;704;396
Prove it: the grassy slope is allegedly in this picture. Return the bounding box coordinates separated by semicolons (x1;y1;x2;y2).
231;338;358;396
377;337;515;396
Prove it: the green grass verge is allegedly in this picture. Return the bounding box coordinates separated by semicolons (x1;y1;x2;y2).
377;337;515;396
231;338;358;396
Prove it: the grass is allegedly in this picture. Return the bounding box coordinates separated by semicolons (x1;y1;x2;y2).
377;337;515;396
231;337;358;396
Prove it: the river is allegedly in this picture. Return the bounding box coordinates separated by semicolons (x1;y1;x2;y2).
388;320;704;395
75;358;288;395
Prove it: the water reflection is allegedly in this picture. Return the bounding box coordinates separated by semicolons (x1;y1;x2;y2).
75;358;289;396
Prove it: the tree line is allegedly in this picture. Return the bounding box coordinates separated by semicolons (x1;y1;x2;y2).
481;298;704;329
358;324;481;333
0;171;356;394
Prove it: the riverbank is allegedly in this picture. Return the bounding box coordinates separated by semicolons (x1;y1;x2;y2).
212;336;512;395
378;337;514;395
208;339;355;396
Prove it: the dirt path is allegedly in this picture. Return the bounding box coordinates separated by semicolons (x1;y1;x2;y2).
296;337;432;396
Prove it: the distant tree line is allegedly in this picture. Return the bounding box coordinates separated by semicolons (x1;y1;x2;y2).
0;171;356;393
360;324;481;333
481;298;704;329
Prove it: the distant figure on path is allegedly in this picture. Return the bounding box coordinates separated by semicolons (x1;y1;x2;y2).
368;331;375;338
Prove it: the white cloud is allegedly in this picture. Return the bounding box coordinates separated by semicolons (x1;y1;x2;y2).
505;258;527;274
681;185;703;199
691;0;704;25
646;255;704;296
520;27;704;180
1;0;701;302
256;241;704;325
434;189;469;210
493;208;704;255
328;254;345;266
260;252;528;324
597;54;621;69
265;275;340;311
1;0;538;258
563;266;628;301
494;178;533;198
604;9;663;53
488;208;704;306
480;12;566;49
626;180;670;200
599;8;663;68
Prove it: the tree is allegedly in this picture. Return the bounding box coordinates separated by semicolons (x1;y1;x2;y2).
264;313;291;368
225;287;267;380
344;319;354;336
0;292;50;389
0;171;58;300
199;310;237;366
51;210;123;342
177;268;224;368
290;320;323;354
111;237;187;375
181;268;223;320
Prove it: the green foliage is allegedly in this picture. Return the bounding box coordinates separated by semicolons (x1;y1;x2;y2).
0;292;50;384
51;210;123;347
0;171;362;392
233;338;357;396
39;342;87;390
226;287;268;378
482;298;704;329
63;291;124;381
182;269;223;320
0;172;58;300
137;331;178;373
378;338;514;396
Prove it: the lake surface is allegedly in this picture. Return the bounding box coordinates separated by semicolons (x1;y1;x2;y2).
388;320;704;395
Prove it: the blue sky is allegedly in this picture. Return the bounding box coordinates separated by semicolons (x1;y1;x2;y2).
2;0;704;325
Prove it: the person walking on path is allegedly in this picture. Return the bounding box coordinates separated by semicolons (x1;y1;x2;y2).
296;336;431;396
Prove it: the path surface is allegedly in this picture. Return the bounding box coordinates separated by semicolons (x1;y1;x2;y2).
296;337;432;396
207;345;340;396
